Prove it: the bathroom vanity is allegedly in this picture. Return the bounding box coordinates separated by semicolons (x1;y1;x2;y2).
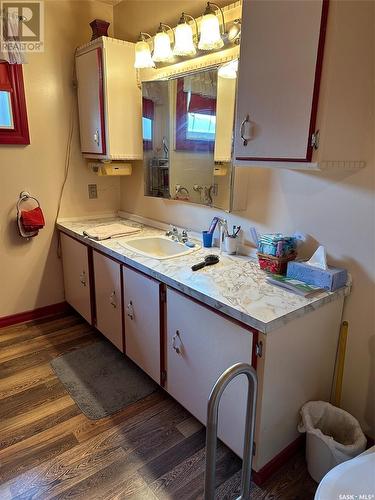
57;216;348;483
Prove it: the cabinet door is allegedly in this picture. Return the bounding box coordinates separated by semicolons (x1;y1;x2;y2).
93;251;123;352
123;267;161;383
60;233;91;323
166;288;255;457
234;0;326;162
76;47;106;155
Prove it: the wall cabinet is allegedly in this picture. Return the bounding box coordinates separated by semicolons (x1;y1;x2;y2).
166;288;255;457
60;233;91;323
76;36;143;161
93;251;123;352
234;0;327;165
123;267;161;383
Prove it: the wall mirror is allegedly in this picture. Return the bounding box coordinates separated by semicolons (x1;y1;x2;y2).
142;65;237;211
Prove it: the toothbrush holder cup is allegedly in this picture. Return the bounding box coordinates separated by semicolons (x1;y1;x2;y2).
202;231;214;248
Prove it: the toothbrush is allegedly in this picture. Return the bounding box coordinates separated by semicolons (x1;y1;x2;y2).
250;227;259;247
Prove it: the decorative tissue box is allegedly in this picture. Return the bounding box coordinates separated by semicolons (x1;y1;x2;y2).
258;252;297;275
286;261;348;291
258;234;297;258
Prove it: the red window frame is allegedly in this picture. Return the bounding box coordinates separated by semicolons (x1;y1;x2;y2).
175;78;216;153
142;97;154;151
0;62;30;145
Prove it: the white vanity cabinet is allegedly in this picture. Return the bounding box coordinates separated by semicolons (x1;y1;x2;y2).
123;267;161;383
60;233;92;323
93;251;123;352
234;0;326;165
75;36;143;160
58;227;346;484
166;288;256;457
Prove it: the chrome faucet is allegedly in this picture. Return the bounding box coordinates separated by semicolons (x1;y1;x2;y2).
217;218;229;252
165;225;189;243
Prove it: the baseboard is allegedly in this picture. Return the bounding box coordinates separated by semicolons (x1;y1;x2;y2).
0;301;71;328
252;435;305;486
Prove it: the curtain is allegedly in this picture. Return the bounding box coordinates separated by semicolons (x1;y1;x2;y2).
183;71;217;98
188;93;216;115
0;12;27;64
0;62;12;91
142;82;162;104
142;98;154;120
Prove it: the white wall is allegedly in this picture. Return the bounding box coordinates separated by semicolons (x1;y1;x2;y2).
116;0;375;437
0;0;116;317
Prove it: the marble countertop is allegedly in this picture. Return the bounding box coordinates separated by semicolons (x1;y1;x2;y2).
57;216;349;334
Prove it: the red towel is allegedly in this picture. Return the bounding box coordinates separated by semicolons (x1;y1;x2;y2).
21;207;45;231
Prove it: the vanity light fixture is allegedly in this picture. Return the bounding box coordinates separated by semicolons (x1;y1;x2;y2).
152;23;175;62
173;13;198;57
227;19;241;43
198;2;225;51
134;32;155;69
218;58;238;79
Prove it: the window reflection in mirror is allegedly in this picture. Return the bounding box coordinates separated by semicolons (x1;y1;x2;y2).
142;66;236;211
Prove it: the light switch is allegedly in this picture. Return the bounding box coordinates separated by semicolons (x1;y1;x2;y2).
88;184;97;199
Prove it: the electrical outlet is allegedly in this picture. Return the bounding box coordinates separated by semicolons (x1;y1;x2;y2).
88;184;97;199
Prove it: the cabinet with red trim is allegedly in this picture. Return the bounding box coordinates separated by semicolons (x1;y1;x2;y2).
75;36;143;160
60;233;92;324
59;228;345;484
234;0;327;166
93;251;123;352
166;288;258;457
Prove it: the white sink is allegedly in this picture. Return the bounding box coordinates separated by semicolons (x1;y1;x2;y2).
119;236;199;260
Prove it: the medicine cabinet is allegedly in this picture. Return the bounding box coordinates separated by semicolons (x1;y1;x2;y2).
141;66;247;211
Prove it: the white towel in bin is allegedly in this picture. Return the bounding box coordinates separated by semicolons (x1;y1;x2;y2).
83;223;141;240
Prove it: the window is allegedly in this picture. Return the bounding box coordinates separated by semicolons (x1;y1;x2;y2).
142;97;154;150
0;90;13;128
175;78;216;152
142;117;152;141
187;112;216;141
0;62;30;145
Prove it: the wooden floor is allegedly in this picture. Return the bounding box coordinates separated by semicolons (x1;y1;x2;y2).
0;312;317;500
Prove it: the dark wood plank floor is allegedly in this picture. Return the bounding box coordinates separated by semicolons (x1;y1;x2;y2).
0;312;317;499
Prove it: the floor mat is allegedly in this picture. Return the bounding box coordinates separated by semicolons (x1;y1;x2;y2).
51;339;158;419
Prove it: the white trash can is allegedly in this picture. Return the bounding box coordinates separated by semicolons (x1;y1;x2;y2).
298;401;367;482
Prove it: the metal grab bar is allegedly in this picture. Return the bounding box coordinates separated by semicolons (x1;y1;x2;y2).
204;363;258;500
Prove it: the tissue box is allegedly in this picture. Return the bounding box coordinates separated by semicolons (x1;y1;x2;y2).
286;261;348;291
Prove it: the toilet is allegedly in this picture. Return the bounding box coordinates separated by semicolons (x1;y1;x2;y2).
314;446;375;500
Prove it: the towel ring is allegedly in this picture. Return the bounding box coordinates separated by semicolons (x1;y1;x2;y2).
17;191;41;239
16;191;40;213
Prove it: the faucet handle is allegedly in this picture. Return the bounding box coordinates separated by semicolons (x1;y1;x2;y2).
181;229;189;243
166;225;178;237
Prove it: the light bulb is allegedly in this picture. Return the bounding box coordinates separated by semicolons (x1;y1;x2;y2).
218;59;238;79
198;10;224;50
173;21;196;56
134;39;155;69
153;29;173;62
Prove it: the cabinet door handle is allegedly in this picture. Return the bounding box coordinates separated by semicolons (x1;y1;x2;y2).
172;330;182;354
240;115;250;146
109;291;117;308
93;130;100;146
79;271;87;286
127;300;134;320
